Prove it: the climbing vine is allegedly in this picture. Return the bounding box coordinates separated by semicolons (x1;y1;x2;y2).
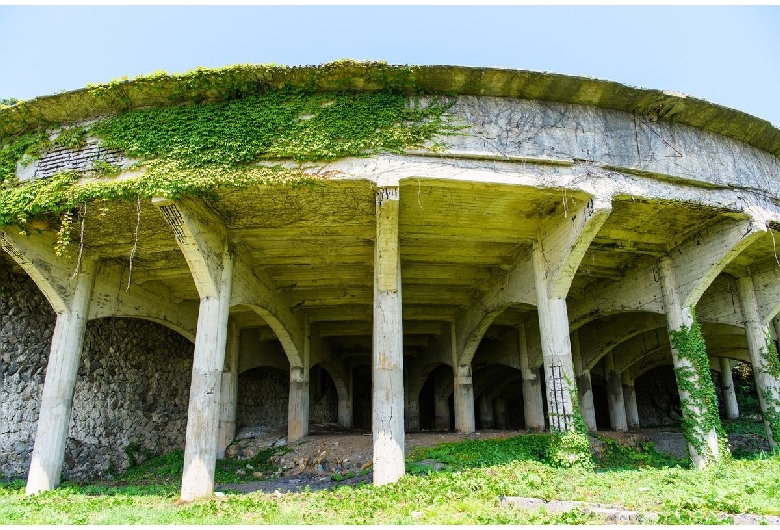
668;310;727;465
0;83;457;232
547;373;593;470
759;332;780;446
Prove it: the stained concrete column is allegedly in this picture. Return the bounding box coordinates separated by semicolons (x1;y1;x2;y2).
217;321;239;458
718;357;739;420
534;246;578;432
453;363;475;432
372;187;405;485
572;330;597;431
519;321;545;430
737;275;780;448
622;371;640;430
288;365;310;441
604;351;628;432
181;253;233;501
658;256;721;467
494;398;508;429
26;260;97;495
339;366;353;428
339;400;353;429
434;370;451;431
404;399;420;432
479;395;494;429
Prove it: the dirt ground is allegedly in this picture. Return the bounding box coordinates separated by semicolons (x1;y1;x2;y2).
218;422;769;495
219;422;526;494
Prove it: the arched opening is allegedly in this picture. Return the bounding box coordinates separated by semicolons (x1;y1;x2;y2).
417;364;454;431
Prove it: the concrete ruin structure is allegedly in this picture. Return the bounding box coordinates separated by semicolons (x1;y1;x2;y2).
2;63;780;500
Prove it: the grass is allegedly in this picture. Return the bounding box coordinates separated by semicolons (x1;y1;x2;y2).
2;433;780;524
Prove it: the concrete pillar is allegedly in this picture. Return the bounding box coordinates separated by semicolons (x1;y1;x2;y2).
180;253;233;501
534;246;578;432
604;351;628;432
434;371;451;431
372;187;405;485
479;395;494;429
571;330;598;431
217;321;239;458
26;260;97;495
737;276;780;448
453;363;475;432
434;394;450;431
339;399;353;429
288;365;310;441
494;398;508;429
718;357;739;420
339;365;353;428
622;371;640;430
404;399;420;432
519;321;545;430
658;256;721;468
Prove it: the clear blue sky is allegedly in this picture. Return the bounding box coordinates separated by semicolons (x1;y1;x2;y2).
2;6;779;126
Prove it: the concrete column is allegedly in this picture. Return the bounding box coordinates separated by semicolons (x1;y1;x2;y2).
339;399;353;429
404;399;420;432
718;357;739;420
519;321;545;430
494;398;508;429
288;366;310;441
434;394;450;431
737;275;780;448
339;365;353;428
26;260;97;495
604;351;628;432
479;395;494;429
453;363;475;432
434;371;451;431
658;256;720;468
622;371;640;429
572;330;598;431
217;321;239;458
534;246;578;432
180;253;233;501
372;187;405;485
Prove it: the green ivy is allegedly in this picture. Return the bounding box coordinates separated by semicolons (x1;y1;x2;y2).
547;371;593;470
759;333;780;446
0;131;50;183
0;90;456;228
669;310;727;465
52;126;88;151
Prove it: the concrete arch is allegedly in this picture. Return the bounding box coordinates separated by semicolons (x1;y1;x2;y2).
578;312;668;371
90;314;195;343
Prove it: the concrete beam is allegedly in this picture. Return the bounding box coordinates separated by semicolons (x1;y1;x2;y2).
454;252;536;367
569;255;664;330
667;217;763;308
537;197;612;299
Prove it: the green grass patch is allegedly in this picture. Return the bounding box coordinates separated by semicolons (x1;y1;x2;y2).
3;434;780;524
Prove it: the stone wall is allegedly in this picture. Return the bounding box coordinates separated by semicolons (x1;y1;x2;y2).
1;265;194;480
236;366;338;430
635;366;682;427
